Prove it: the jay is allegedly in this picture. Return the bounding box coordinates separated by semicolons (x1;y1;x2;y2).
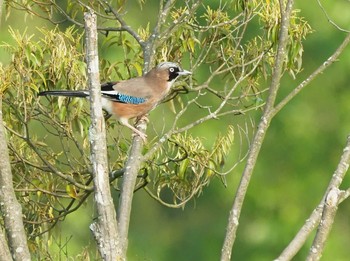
38;62;191;141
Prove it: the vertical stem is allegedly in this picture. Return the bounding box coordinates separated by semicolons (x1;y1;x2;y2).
0;97;31;261
115;0;176;256
117;139;144;257
143;0;176;70
84;10;120;261
220;1;294;260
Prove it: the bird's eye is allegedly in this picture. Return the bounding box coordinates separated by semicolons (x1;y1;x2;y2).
169;67;175;72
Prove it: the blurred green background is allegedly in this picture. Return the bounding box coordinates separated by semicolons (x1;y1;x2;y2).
1;1;350;260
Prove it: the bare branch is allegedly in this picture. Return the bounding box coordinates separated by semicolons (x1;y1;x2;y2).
117;136;144;258
221;1;295;260
143;0;177;69
273;32;350;117
99;0;144;46
316;0;350;33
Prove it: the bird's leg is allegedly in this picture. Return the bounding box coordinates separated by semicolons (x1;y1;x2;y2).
119;118;147;142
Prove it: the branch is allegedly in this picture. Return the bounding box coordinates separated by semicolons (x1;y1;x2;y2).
143;47;266;163
0;97;31;260
306;188;340;261
158;0;201;42
99;0;144;46
104;2;175;245
221;1;295;260
143;0;176;69
84;10;120;260
273;32;350;117
272;31;350;261
113;1;181;255
316;0;350;33
276;134;350;260
117;135;144;257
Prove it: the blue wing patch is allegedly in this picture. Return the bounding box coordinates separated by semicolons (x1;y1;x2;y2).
100;82;147;104
117;94;146;104
102;91;146;104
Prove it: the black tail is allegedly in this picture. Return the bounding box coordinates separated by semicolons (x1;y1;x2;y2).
38;90;89;98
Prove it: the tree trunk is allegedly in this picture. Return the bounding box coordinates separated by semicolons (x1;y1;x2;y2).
84;10;121;261
0;97;31;260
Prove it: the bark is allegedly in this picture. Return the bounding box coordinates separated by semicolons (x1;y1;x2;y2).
0;97;31;260
84;10;120;261
306;188;339;261
117;134;145;257
0;226;12;261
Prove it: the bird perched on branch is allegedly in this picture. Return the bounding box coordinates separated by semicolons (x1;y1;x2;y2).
38;62;191;142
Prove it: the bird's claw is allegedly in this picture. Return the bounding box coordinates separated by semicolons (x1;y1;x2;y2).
131;130;147;143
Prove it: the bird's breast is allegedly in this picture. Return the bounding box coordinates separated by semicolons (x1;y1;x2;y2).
109;100;155;120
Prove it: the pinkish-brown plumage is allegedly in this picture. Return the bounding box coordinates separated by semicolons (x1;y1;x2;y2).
38;62;191;141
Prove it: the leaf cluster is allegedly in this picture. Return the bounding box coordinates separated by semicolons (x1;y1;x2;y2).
257;0;313;77
0;26;93;242
147;126;234;207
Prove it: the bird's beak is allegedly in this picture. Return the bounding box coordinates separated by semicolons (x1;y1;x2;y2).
178;69;192;76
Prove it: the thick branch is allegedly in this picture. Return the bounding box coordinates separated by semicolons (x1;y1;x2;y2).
220;1;295;260
117;137;144;258
84;10;120;261
114;1;178;255
0;98;31;261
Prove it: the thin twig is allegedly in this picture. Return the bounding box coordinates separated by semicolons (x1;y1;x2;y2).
273;32;350;117
316;0;350;33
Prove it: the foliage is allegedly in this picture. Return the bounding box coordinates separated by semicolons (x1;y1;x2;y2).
1;26;89;245
0;0;316;259
149;126;234;207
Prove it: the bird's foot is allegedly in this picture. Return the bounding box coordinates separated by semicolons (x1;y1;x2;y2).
131;129;147;143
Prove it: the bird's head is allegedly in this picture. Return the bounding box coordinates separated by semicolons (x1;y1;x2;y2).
154;62;192;82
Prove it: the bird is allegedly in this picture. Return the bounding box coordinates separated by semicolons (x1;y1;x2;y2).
38;62;192;142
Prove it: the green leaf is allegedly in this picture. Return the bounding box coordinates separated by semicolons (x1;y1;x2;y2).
66;185;78;199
